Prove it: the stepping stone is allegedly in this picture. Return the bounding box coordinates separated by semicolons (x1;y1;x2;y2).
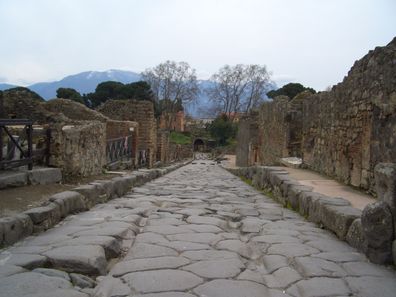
193;279;270;297
44;245;107;275
182;258;245;278
122;269;203;293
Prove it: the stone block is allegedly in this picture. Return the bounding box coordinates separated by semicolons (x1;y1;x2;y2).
90;179;115;201
0;171;27;189
320;204;361;240
27;168;62;185
287;184;313;210
44;245;107;275
73;184;100;209
0;214;33;247
298;191;324;218
374;163;396;212
24;203;61;231
112;176;130;197
308;196;351;224
346;218;367;253
49;191;86;217
361;201;394;264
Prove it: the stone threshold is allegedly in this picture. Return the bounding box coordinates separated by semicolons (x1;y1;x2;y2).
0;160;192;249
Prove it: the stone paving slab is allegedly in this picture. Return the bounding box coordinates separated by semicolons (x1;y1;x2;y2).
1;160;396;297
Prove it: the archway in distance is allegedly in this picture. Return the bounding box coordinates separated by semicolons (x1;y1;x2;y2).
193;138;205;152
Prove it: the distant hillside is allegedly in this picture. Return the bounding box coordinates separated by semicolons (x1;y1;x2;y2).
0;83;18;91
28;69;141;99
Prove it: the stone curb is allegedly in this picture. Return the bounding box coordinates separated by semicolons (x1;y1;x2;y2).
0;160;191;249
0;168;62;190
227;166;367;256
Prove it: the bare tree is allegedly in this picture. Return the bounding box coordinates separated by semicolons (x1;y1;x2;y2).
142;61;199;114
207;64;272;116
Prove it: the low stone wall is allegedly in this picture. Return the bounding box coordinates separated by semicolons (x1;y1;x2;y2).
170;143;193;161
0;160;191;249
49;122;107;178
228;165;396;266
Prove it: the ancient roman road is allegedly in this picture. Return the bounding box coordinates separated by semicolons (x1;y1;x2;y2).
1;160;396;297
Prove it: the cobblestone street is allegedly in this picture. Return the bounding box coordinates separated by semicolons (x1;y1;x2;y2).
1;161;395;297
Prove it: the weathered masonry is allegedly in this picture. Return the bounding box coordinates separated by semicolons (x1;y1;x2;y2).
237;37;396;195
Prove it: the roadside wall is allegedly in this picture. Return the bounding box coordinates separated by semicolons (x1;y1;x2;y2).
50;122;106;177
235;111;260;167
302;37;396;193
236;37;396;194
98;100;157;167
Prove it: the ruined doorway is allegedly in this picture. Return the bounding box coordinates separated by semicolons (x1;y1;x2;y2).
193;138;205;151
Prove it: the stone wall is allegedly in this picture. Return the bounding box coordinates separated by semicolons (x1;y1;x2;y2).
302;38;396;193
50;122;106;178
235;112;260;167
236;37;396;194
97;100;157;167
159;111;185;132
157;130;170;164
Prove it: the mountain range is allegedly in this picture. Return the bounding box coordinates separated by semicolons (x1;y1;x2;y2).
0;69;277;117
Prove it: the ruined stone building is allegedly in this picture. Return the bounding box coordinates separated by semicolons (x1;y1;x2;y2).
97;100;158;168
236;37;396;195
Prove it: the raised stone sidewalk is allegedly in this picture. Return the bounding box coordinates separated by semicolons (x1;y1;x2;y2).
0;160;395;296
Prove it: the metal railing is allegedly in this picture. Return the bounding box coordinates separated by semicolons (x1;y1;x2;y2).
106;135;133;165
0;119;51;170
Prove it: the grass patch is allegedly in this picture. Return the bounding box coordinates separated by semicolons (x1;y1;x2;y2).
170;131;192;145
239;176;253;186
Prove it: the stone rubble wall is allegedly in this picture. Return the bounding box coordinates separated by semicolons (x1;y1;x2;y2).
0;160;191;249
169;143;193;161
236;37;396;194
235;111;260;167
49;121;107;177
302;38;396;193
97;100;157;168
228;165;396;266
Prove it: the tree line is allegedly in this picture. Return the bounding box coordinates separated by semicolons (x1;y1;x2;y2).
57;61;315;117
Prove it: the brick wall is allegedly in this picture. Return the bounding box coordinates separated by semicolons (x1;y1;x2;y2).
97;100;157;167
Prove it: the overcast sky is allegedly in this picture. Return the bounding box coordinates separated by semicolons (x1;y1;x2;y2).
0;0;395;90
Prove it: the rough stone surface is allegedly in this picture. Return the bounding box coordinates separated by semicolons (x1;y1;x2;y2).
122;269;203;293
346;218;367;252
27;168;62;185
1;160;395;297
361;201;394;264
44;245;107;275
236;38;396;194
194;279;270;297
